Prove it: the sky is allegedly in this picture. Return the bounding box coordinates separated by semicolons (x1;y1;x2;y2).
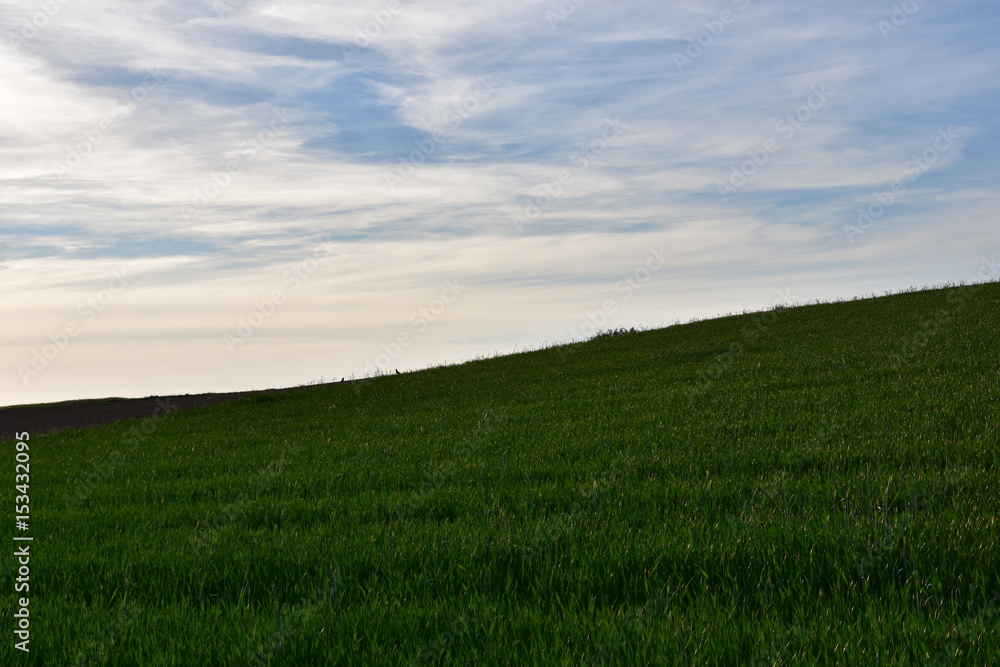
1;0;998;407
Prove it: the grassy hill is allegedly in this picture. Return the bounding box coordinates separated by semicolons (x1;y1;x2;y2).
6;281;1000;664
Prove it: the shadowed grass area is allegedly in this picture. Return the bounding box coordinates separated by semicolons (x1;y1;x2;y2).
6;281;999;664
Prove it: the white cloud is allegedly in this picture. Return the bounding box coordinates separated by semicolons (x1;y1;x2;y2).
1;0;998;405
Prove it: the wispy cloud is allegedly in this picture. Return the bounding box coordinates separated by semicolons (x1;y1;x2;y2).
1;0;997;405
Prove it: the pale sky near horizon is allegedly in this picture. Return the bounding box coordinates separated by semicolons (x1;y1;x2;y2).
1;0;998;407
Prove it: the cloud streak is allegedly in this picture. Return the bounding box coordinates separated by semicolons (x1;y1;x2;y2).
1;0;997;405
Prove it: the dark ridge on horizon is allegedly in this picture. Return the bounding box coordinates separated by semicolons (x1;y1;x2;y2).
2;278;994;440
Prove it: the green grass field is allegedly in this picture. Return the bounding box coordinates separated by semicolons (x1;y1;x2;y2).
5;281;1000;665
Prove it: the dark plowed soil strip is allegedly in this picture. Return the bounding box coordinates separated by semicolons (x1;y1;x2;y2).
0;385;314;441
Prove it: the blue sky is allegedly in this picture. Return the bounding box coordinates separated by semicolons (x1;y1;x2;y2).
1;0;998;406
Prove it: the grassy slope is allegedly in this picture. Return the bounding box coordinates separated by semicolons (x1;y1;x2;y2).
6;282;1000;665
